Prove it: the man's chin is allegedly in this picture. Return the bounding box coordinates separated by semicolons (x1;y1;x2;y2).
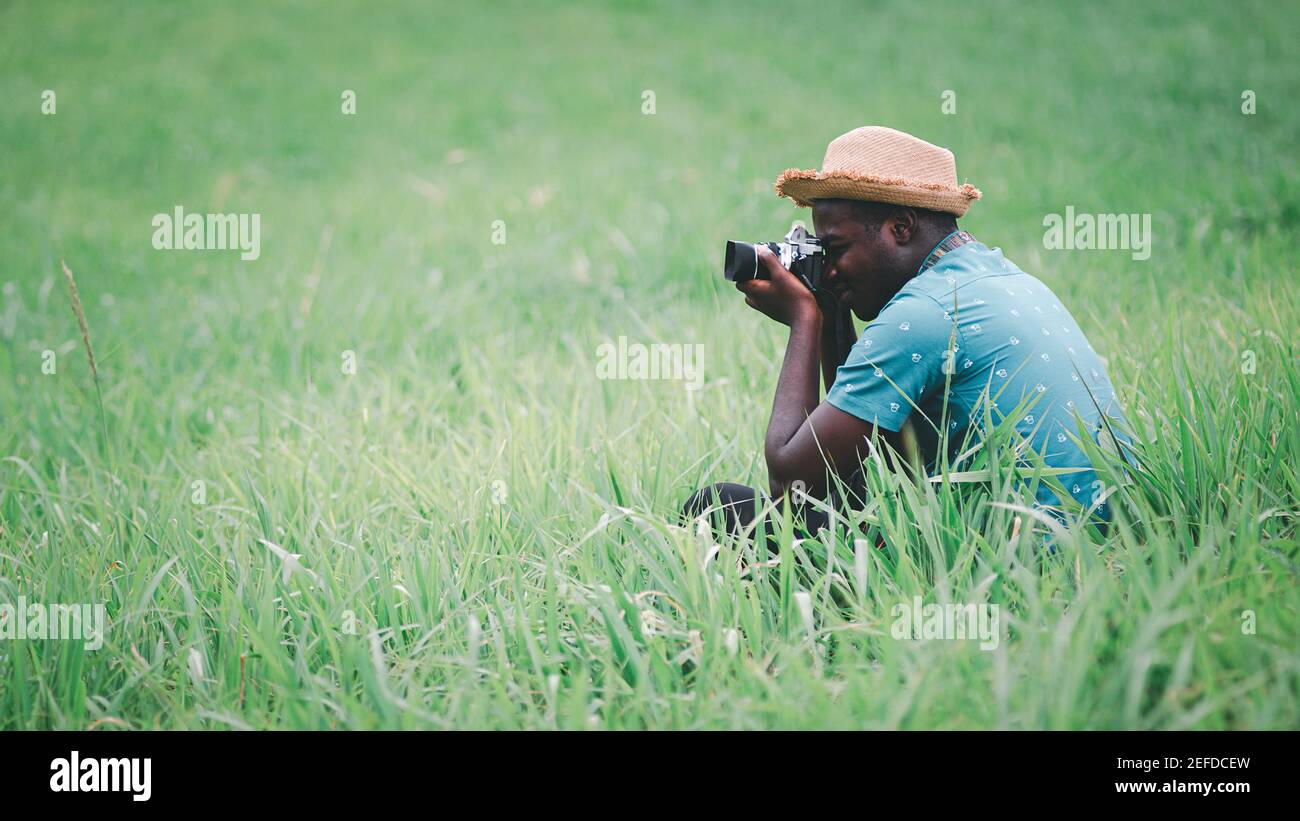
849;294;889;322
832;290;876;322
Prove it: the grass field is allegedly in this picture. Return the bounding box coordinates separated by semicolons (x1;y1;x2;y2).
1;0;1298;729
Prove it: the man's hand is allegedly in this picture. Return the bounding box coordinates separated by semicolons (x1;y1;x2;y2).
735;245;820;326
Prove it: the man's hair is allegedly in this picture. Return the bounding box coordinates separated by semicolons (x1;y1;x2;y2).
825;199;958;237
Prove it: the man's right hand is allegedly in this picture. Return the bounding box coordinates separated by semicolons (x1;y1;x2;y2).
736;245;821;327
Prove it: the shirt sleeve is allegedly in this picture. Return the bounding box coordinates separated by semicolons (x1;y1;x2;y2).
825;291;953;432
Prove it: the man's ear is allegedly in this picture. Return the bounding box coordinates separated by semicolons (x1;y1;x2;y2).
889;208;918;245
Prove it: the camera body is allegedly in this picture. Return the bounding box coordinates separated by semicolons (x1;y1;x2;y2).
724;224;826;293
723;223;855;369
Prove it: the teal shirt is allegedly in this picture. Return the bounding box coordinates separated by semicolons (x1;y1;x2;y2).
825;234;1129;516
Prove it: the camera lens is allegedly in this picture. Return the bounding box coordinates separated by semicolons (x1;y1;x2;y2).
724;241;761;283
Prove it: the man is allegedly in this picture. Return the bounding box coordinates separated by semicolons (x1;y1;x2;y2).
684;126;1130;542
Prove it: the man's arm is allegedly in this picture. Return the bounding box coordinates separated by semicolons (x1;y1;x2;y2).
766;395;905;499
736;247;897;499
762;310;899;497
764;308;824;497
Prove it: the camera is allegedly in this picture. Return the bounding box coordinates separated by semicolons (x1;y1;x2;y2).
723;224;826;293
723;223;855;368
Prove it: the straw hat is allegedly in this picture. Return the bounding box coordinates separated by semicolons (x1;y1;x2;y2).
774;126;981;216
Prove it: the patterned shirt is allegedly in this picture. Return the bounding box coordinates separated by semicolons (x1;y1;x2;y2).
825;232;1130;516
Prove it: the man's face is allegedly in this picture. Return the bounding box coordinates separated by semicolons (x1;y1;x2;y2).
812;200;906;321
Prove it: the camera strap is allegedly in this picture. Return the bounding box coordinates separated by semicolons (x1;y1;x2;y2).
824;299;856;369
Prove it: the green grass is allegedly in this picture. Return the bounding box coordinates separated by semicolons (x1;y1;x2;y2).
1;0;1297;729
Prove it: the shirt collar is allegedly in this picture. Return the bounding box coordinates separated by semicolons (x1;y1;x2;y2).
917;230;977;274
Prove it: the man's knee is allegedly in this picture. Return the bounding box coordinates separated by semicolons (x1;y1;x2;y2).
682;482;785;553
682;482;768;542
681;482;760;521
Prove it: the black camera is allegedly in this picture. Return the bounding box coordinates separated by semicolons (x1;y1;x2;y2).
723;223;855;367
723;224;826;293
